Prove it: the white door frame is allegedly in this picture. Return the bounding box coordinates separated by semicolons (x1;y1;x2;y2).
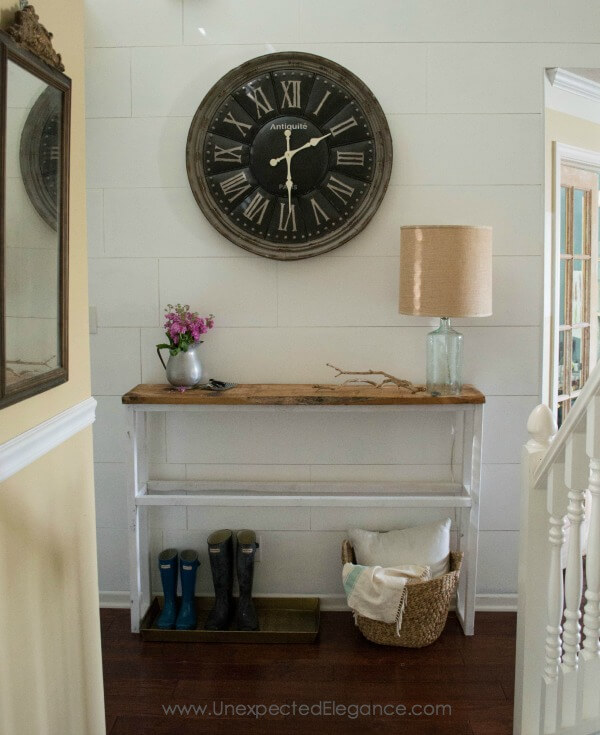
545;142;600;415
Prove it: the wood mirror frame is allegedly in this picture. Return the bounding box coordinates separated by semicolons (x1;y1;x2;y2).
0;12;70;409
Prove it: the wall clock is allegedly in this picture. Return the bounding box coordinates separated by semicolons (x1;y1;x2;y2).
186;52;392;260
20;86;61;231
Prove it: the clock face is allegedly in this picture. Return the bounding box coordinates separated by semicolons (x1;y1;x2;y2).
186;53;392;260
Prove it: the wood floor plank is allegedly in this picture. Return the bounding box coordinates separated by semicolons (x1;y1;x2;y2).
101;609;515;735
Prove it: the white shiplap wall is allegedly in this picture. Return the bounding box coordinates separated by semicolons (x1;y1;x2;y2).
85;0;600;603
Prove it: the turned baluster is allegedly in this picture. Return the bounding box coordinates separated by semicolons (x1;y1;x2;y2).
541;462;568;734
563;431;587;671
581;397;600;721
545;502;566;682
583;457;600;657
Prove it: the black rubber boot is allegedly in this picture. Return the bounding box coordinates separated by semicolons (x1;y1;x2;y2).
236;529;259;631
205;529;234;630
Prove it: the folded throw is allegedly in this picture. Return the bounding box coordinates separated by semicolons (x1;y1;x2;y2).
343;562;431;635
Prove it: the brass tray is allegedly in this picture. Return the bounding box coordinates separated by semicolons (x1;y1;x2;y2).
140;596;320;643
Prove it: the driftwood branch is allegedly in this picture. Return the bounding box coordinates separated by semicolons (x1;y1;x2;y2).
324;363;425;393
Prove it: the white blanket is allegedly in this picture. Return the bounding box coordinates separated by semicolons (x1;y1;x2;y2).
343;562;431;635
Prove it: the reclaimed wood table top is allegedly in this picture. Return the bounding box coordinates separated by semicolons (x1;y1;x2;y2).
122;383;485;406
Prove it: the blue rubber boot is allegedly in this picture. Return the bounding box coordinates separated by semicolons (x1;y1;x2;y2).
175;550;199;630
156;549;178;629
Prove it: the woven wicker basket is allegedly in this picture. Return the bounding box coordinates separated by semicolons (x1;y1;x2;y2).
341;540;463;648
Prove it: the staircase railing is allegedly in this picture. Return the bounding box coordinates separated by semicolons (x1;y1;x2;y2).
514;362;600;734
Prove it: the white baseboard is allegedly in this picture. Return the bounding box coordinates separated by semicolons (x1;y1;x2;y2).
100;591;130;608
99;590;518;612
475;593;518;611
0;397;97;483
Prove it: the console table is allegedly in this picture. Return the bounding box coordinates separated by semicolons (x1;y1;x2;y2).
122;383;484;635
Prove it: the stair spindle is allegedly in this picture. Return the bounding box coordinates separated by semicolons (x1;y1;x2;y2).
563;433;587;671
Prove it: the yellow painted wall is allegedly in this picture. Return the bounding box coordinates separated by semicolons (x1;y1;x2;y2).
0;2;105;734
545;108;600;220
0;431;105;734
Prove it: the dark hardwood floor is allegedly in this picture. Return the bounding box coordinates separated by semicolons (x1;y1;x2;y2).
101;609;515;735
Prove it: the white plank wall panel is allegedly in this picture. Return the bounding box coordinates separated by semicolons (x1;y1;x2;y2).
85;0;600;603
102;188;243;258
388;114;542;187
85;48;132;118
86;117;190;189
159;258;279;328
88;258;159;327
86;189;104;258
164;410;455;466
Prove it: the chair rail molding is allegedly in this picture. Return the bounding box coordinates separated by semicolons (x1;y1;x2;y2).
547;68;600;104
0;397;97;483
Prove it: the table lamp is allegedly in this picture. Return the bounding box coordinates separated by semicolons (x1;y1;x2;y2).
399;225;492;395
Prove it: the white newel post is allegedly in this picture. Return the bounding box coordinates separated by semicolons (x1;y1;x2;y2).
582;397;600;721
561;431;587;727
514;405;557;735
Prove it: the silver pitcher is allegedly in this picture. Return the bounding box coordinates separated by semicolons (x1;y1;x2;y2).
157;341;203;387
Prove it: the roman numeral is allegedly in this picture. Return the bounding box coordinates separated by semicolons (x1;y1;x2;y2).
243;192;270;225
214;144;243;163
219;171;251;202
336;150;364;166
310;198;330;227
326;176;355;205
223;111;252;138
278;202;297;232
50;145;60;161
312;90;331;116
329;117;358;137
281;80;301;109
246;86;274;119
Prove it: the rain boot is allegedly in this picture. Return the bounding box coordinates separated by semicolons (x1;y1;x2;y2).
236;530;259;631
156;548;178;629
175;550;199;630
205;530;234;631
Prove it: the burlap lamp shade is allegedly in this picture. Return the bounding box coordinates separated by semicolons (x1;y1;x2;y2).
399;225;492;318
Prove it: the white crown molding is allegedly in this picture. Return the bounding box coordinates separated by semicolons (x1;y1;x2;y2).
0;397;97;483
547;67;600;104
99;590;518;612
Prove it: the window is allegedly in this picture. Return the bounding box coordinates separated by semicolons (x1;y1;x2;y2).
555;165;599;426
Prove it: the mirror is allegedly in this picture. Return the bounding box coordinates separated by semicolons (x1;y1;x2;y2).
0;29;70;408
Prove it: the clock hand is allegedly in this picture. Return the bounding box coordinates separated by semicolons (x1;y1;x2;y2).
288;132;331;159
269;132;331;167
284;130;293;210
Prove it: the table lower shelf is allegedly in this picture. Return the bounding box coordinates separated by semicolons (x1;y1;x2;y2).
135;481;472;508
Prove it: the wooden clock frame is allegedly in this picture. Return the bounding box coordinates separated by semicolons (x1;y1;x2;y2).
186;52;393;261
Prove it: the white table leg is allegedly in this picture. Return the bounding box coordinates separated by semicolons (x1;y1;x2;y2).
126;408;151;633
458;404;483;635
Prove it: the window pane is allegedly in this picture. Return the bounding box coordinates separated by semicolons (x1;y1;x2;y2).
572;327;584;391
572;259;585;324
574;188;585;255
561;186;567;254
558;331;566;395
557;401;567;428
560;259;566;325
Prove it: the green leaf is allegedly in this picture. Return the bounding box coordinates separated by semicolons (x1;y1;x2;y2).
156;343;170;350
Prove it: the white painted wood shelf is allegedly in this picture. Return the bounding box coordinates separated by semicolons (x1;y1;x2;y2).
122;383;484;635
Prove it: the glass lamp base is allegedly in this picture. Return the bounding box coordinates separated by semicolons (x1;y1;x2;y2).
426;317;463;396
